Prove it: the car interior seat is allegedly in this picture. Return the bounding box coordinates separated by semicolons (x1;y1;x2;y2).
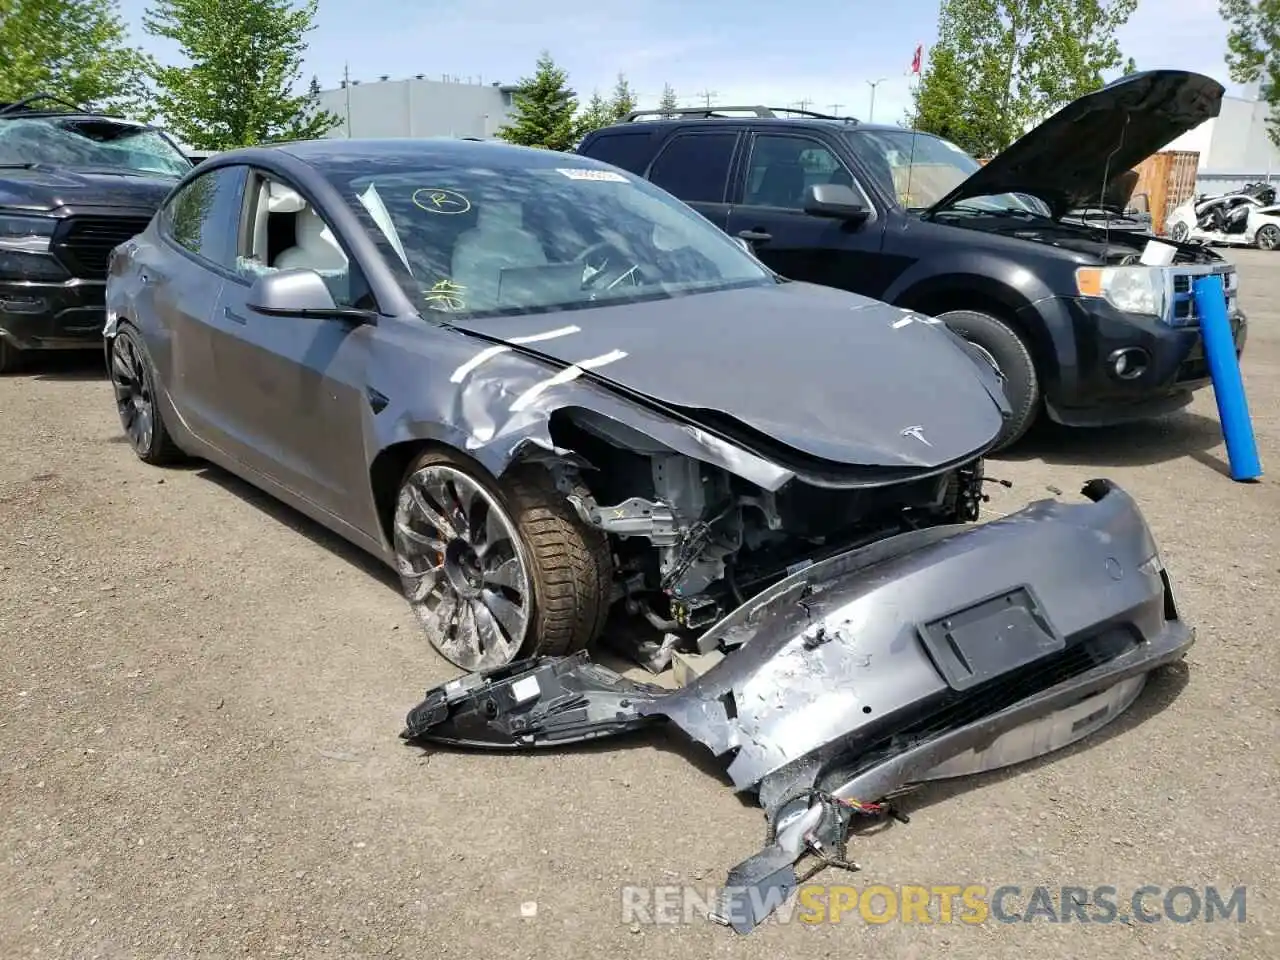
274;204;349;272
753;162;806;207
450;200;548;308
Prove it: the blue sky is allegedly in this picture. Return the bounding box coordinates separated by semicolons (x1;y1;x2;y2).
117;0;1239;128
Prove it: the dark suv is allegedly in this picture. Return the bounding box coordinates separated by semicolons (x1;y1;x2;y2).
0;94;192;372
577;70;1247;449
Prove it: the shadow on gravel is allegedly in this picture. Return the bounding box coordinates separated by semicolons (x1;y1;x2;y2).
193;463;401;594
26;351;106;382
995;411;1225;469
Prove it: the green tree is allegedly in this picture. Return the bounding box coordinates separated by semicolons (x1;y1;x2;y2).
1220;0;1280;149
658;83;679;118
608;73;638;121
911;0;1139;157
575;89;613;138
0;0;153;115
496;52;579;150
142;0;340;150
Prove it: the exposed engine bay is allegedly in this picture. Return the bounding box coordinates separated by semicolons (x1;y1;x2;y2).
547;408;987;660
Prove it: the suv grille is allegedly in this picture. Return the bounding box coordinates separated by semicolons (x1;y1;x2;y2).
1167;264;1239;327
52;216;152;279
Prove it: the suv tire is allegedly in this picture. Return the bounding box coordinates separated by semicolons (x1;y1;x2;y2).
936;309;1040;451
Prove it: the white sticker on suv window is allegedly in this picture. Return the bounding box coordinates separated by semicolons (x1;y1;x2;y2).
557;167;628;182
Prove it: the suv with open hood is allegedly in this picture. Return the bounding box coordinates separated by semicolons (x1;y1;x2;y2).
577;70;1247;449
0;94;192;372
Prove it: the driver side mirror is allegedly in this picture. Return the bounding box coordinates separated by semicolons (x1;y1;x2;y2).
247;268;376;323
804;183;870;223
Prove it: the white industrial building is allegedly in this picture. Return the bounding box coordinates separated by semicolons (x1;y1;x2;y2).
1168;81;1280;192
314;74;520;140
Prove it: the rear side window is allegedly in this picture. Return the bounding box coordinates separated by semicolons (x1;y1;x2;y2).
163;164;248;269
648;132;737;204
580;131;655;174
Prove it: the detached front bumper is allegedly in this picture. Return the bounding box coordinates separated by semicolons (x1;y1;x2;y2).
403;480;1193;931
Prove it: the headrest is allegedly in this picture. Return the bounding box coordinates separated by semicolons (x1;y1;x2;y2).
266;182;306;214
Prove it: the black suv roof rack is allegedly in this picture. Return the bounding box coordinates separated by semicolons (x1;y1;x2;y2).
621;104;858;123
0;93;101;118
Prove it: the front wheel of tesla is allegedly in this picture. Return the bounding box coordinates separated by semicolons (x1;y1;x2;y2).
109;327;184;465
1256;225;1279;251
393;452;613;672
1169;221;1189;242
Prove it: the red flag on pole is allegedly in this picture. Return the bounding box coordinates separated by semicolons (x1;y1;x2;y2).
910;44;923;74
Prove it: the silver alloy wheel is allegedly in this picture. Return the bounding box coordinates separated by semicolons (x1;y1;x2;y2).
110;334;155;454
1257;225;1279;251
394;464;533;671
1170;221;1189;242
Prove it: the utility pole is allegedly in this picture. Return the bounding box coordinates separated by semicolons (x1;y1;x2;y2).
695;89;717;107
866;78;887;123
829;103;843;117
343;62;353;137
793;97;812;112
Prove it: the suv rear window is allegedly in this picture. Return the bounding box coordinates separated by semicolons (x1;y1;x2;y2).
648;133;736;204
580;131;654;174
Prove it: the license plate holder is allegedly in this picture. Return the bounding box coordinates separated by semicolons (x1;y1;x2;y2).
918;586;1065;692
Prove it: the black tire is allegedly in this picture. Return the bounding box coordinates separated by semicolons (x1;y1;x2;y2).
0;337;19;374
394;449;613;670
1169;221;1190;242
936;309;1040;451
1256;224;1279;251
108;326;185;465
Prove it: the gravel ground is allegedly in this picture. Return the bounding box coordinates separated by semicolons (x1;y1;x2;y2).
2;250;1278;960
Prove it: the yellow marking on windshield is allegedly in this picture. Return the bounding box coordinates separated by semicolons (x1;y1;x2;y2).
412;188;471;214
424;278;466;311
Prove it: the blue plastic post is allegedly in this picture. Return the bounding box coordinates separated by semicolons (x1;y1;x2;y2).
1192;273;1262;482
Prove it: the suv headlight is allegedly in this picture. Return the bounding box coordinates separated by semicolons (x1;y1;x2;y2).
0;213;56;253
1075;266;1166;317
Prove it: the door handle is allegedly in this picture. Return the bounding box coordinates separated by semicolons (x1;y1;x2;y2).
738;229;772;243
224;306;248;325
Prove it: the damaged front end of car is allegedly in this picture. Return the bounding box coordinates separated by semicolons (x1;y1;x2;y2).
401;477;1193;932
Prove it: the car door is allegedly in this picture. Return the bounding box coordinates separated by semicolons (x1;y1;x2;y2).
644;129;742;231
213;167;375;517
724;132;886;293
148;162;249;440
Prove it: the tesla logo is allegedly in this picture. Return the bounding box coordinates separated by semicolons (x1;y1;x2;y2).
901;425;932;446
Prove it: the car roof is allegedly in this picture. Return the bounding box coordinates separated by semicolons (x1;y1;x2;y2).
225;136;608;174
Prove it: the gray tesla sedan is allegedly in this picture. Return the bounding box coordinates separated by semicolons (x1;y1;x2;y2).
104;137;1025;672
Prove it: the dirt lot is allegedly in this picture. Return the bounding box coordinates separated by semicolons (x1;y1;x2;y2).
2;250;1278;960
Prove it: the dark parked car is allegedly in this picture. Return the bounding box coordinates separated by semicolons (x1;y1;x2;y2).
576;70;1247;448
0;94;192;372
103;130;1182;767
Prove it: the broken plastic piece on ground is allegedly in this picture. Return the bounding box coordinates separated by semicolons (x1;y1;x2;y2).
402;479;1195;933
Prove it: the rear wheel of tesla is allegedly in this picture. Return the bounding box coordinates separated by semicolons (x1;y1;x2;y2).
936;309;1040;452
1256;225;1279;251
393;450;614;672
108;327;185;465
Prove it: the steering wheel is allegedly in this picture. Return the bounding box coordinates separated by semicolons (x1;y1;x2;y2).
574;240;639;291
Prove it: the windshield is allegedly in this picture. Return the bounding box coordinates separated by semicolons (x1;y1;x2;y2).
0;117;192;177
842;129;1047;215
328;160;774;318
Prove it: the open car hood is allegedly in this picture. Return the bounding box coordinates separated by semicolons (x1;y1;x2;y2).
447;281;1008;473
926;70;1224;220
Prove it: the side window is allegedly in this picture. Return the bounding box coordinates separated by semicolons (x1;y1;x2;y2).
164;164;248;268
580;131;655;174
233;172;353;305
743;135;854;211
647;132;737;204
